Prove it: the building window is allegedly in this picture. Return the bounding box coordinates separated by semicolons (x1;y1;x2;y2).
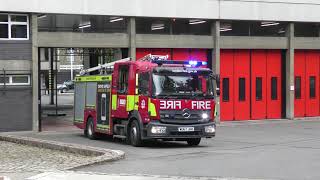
239;78;246;101
256;77;263;101
0;14;29;40
0;75;30;85
222;78;229;102
295;76;301;99
310;76;316;99
271;77;278;100
220;21;287;37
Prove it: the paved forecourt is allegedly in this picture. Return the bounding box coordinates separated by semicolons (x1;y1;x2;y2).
9;119;320;180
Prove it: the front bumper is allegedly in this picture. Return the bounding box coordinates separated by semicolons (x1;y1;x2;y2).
144;121;216;139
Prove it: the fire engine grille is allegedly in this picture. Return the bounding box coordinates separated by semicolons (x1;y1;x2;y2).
159;110;210;125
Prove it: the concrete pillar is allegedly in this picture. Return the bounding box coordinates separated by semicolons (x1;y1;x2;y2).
286;23;295;119
212;21;221;123
31;14;40;131
128;17;136;60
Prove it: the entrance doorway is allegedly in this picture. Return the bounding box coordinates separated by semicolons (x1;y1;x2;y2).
38;48;126;131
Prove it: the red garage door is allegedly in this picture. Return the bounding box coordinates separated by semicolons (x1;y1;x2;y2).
136;48;152;59
220;49;282;121
137;48;208;63
172;49;190;61
234;50;251;120
220;50;235;121
266;50;282;119
220;50;250;120
294;50;320;117
251;50;267;119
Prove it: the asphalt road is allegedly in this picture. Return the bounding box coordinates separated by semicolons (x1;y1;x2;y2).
17;119;320;180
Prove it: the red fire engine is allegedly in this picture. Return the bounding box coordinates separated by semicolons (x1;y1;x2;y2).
74;55;217;146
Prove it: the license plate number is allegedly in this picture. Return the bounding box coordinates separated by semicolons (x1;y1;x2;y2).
178;127;194;132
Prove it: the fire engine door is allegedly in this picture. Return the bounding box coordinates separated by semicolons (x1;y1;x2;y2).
97;82;111;127
116;65;130;118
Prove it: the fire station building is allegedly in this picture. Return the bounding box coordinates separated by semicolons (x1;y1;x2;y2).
1;0;320;131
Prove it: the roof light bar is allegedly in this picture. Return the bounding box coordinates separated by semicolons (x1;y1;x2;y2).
151;60;207;67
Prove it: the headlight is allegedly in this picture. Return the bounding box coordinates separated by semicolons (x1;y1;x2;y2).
151;126;166;134
202;113;209;119
205;125;215;133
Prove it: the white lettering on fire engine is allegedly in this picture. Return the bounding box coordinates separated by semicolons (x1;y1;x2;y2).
192;101;211;109
160;101;182;109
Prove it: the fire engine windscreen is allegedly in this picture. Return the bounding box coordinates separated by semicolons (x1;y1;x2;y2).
152;71;215;98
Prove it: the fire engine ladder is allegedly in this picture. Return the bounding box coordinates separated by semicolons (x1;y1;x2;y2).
79;54;168;75
137;54;169;62
79;57;131;75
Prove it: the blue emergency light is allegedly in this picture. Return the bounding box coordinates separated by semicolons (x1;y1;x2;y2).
151;60;207;67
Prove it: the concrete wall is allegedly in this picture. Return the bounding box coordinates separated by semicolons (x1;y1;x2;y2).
0;41;32;61
38;32;128;48
38;33;294;50
0;87;32;132
1;0;320;22
0;14;33;132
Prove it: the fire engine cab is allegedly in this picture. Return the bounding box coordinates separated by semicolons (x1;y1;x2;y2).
74;55;218;146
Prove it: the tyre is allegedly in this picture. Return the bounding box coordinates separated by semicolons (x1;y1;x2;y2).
187;138;201;146
86;117;97;140
60;88;67;93
129;120;143;147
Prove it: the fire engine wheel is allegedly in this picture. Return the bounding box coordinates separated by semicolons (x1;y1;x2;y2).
86;118;97;140
187;138;201;146
129;120;143;147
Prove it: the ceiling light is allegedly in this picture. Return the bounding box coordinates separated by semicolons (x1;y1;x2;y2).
78;23;91;29
151;26;164;31
110;17;124;23
189;19;206;25
37;14;47;19
220;28;232;32
261;22;280;27
151;23;165;31
220;23;232;32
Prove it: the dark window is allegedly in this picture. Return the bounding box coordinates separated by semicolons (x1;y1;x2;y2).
271;77;278;100
10;15;27;22
0;76;9;84
0;24;8;38
256;77;262;101
310;76;316;99
138;72;150;96
239;78;246;101
11;25;27;38
117;65;129;94
0;15;8;22
222;78;229;101
220;20;287;37
12;76;29;84
295;23;320;37
295;76;301;99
